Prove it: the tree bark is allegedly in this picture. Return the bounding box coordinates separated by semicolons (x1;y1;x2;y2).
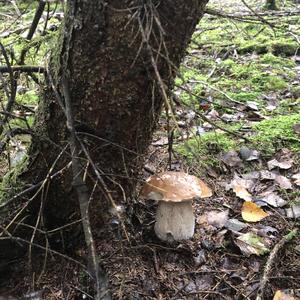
19;0;208;229
0;0;209;295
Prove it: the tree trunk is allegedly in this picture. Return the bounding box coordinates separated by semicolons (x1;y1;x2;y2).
19;0;208;230
0;1;209;295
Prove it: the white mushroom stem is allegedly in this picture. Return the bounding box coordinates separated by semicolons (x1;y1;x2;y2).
154;200;195;242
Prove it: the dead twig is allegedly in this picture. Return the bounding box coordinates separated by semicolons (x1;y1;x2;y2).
0;235;86;269
0;65;46;74
61;76;111;300
19;0;46;64
256;228;298;300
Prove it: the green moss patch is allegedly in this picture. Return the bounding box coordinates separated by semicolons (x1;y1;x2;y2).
252;114;300;153
176;132;237;167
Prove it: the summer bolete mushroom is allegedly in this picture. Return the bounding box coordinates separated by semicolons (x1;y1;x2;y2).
140;171;212;242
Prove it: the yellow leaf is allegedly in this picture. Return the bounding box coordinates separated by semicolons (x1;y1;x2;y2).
241;201;269;223
273;290;296;300
233;185;252;201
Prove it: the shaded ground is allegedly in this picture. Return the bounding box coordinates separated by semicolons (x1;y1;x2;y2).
0;0;300;299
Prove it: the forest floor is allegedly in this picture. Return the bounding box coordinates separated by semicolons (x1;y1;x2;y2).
0;0;300;299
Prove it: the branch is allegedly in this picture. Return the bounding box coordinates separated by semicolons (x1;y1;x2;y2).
0;65;46;74
61;76;111;300
256;228;298;300
19;0;46;64
0;42;17;135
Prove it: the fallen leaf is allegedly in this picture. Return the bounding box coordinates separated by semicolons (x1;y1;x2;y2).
273;290;297;300
232;174;256;190
266;103;277;111
225;218;248;232
221;151;243;167
242;171;260;180
258;191;287;207
239;146;260;161
241;201;269;222
246;101;259;111
195;126;206;136
256;225;278;238
293;123;300;135
194;249;206;266
267;159;293;170
228;175;254;201
274;175;292;190
152;136;168;146
207;109;219;120
292;173;300;186
235;232;270;256
285;204;300;219
198;210;229;228
233;185;252;201
260;170;276;180
221;113;240;122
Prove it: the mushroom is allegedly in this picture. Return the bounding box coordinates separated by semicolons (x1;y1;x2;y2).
140;171;212;242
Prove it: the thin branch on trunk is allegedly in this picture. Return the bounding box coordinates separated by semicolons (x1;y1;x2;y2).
0;42;18;135
61;76;111;300
19;0;46;65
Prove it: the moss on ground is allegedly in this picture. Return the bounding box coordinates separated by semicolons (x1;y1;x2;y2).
176;131;238;167
175;7;299;167
252;114;300;153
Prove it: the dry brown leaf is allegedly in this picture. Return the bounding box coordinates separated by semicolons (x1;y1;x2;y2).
241;201;269;222
275;175;292;190
292;173;300;186
259;191;287;207
221;151;242;167
267;158;293;170
235;232;269;256
197;210;229;228
293;123;300;135
273;290;296;300
285;204;300;219
260;170;276;180
233;185;252;201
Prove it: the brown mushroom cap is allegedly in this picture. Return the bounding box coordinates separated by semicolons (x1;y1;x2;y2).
140;171;212;202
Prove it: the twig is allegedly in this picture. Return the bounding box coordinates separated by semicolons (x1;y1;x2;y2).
0;162;70;210
0;42;17;135
19;0;46;64
256;228;298;300
0;65;46;74
187;79;244;106
61;76;111;300
0;236;86;269
240;0;275;32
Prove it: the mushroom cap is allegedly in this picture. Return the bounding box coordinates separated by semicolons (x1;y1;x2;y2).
140;171;212;202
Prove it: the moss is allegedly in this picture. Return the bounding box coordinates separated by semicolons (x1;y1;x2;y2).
264;76;287;90
16;90;39;105
270;41;298;56
238;42;268;55
260;53;296;67
252;113;300;153
176;132;237;167
229;91;261;103
0;156;28;202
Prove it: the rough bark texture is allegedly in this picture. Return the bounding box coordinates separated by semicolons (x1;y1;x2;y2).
22;0;208;229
